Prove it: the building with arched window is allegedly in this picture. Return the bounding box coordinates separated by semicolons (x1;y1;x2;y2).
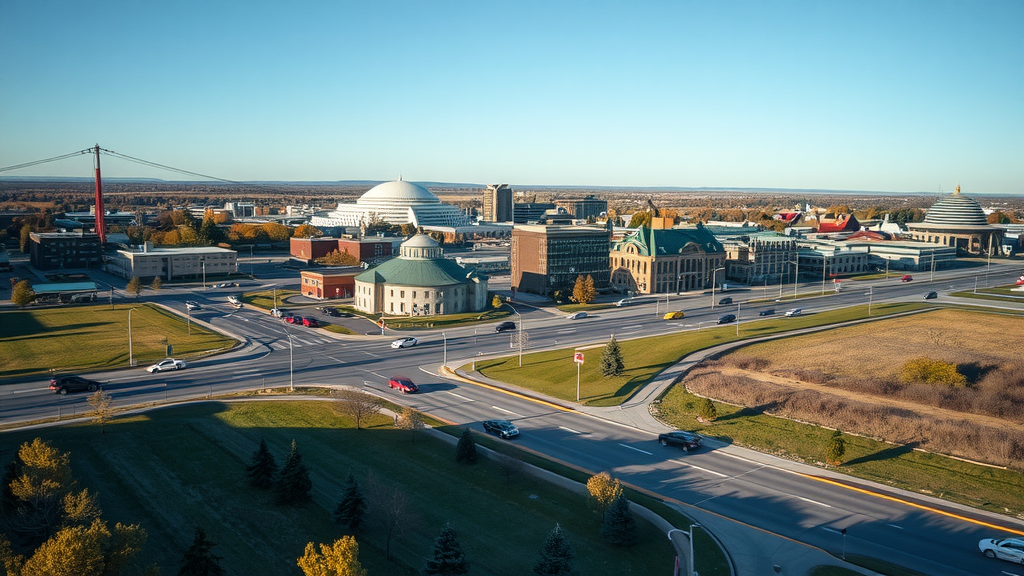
610;224;725;294
353;234;488;316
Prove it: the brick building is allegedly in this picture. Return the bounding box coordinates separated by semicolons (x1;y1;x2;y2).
300;267;362;299
511;225;610;296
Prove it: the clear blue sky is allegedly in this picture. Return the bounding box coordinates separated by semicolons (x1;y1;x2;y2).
1;1;1021;193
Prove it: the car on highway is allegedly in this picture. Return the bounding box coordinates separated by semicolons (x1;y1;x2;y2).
391;337;418;349
901;275;913;282
495;321;516;333
186;301;201;311
319;307;341;317
302;317;320;328
566;311;588;320
658;430;702;452
270;308;284;318
146;358;187;373
717;314;735;324
759;309;775;316
388;376;418;393
924;291;938;300
286;315;302;324
718;297;733;305
49;375;100;395
978;537;1024;563
784;308;802;317
227;295;242;306
482;419;520;439
663;311;685;320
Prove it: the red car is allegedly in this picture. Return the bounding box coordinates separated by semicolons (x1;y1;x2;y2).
302;317;319;328
287;315;302;324
388;376;418;394
901;275;913;282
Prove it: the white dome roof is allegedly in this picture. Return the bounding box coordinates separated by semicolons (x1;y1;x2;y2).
358;180;439;205
402;234;440;248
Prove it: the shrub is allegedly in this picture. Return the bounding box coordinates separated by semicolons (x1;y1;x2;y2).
825;430;846;465
455;429;478;464
697;397;718;422
899;358;967;387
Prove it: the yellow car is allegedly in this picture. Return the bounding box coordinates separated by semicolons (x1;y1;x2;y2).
663;311;685;320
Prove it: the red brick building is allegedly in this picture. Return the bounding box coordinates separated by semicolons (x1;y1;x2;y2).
300;267;362;299
290;237;397;264
290;237;341;263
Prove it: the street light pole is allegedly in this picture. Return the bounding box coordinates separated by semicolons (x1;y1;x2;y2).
128;307;139;367
868;286;873;316
735;302;741;336
441;331;447;368
186;305;191;335
202;260;206;289
710;267;725;309
689;524;701;576
287;329;294;392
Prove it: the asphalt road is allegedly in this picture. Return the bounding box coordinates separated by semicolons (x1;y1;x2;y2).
3;259;1024;575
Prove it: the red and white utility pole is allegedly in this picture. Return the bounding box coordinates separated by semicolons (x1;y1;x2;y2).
93;144;106;243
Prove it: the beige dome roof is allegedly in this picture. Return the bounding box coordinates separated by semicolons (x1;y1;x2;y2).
358;180;439;205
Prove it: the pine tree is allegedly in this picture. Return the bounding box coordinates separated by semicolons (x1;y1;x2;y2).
533;524;576;576
178;526;226;576
333;473;366;532
600;336;624;377
455;429;478;464
825;429;846;465
275;440;312;505
423;523;469;576
151;277;163;291
697;397;718;422
600;495;638;546
246;438;278;489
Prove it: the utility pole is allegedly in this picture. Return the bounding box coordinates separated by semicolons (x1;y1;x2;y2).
93;144;106;244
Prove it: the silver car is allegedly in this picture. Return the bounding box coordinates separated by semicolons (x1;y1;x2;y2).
391;337;418;349
979;538;1024;564
147;358;187;373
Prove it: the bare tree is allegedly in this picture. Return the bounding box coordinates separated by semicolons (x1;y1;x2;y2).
332;389;382;430
87;390;114;434
394;407;425;442
494;452;525;484
366;471;409;561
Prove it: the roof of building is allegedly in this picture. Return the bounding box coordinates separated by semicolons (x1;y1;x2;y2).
354;234;485;287
816;213;860;233
32;281;98;294
922;186;988;226
358;179;439;204
613;225;724;256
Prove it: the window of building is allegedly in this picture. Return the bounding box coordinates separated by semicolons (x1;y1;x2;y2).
400;302;405;312
390;302;394;312
400;290;405;298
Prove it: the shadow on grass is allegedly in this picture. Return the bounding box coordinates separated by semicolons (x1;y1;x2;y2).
842;441;919;467
714;403;776;422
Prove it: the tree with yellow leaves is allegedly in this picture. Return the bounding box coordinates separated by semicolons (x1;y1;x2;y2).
586;471;623;511
297;535;367;576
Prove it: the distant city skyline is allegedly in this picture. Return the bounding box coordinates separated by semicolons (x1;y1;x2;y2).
1;1;1021;195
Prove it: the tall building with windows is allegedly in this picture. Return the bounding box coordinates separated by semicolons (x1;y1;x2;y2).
555;195;608;220
482;184;513;223
511;225;611;295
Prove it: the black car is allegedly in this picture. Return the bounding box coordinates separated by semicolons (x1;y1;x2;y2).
482;419;520;439
924;291;938;300
49;375;100;395
717;314;736;324
320;307;341;317
495;321;516;333
719;297;733;305
658;430;702;452
759;309;775;316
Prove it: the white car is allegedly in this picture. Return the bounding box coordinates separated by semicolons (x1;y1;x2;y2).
566;311;588;320
391;337;418;349
147;358;186;373
979;538;1024;564
228;295;242;306
270;308;284;318
186;301;201;311
784;308;802;317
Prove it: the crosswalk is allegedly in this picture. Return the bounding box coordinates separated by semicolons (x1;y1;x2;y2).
262;335;337;350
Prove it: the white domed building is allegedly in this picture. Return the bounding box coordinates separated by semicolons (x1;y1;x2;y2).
310;179;472;229
353;234;489;316
906;186;1003;256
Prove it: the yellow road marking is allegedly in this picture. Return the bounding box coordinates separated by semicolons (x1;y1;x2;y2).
442;368;575;413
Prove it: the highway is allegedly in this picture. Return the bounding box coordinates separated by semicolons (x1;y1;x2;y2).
3;259;1024;575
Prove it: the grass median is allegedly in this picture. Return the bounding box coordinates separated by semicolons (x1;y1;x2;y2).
0;303;236;380
470;302;923;407
0;400;675;575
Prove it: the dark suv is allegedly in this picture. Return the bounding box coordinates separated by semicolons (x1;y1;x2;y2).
49;375;100;395
658;431;702;452
495;321;516;333
717;314;736;324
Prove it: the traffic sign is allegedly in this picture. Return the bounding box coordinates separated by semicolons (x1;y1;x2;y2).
574;352;584;364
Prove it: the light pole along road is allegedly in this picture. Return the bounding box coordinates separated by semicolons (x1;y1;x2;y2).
2;263;1024;576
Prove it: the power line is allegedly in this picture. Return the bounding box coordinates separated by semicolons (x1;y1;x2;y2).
0;149;91;173
98;148;249;185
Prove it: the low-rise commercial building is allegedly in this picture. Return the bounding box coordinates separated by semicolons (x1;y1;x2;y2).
107;244;237;280
720;232;796;284
300;267;362;299
511;224;610;296
28;232;103;271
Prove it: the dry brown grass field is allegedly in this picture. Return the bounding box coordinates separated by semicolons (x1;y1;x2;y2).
684;309;1024;467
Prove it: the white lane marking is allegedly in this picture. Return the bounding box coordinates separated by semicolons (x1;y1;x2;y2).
559;426;583;434
622;325;643;330
887;524;904;530
236;368;260;373
1001;571;1021;576
557;329;577;334
446;391;473;402
419;367;439;377
797;496;832;508
13;388;49;394
619;443;653;455
720;452;760;465
362;350;381;358
670;458;728;478
368;371;386;379
619;331;641;336
491;405;523;417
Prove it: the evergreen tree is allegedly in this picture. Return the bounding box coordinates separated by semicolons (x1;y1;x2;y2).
825;429;846;465
697;397;718;422
274;440;312;505
11;279;36;308
423;523;469;576
126;277;142;299
533;524;576;576
600;495;638;546
333;473;366;532
246;438;278;489
151;277;163;291
600;336;625;377
455;429;478;464
178;526;226;576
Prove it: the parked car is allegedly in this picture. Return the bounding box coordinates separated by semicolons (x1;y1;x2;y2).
388;376;418;393
49;375;100;395
924;291;938;300
718;297;733;305
658;431;702;452
901;275;913;282
717;314;736;324
663;311;685;320
391;337;418;349
186;301;201;311
320;307;341;317
784;308;802;317
482;419;520;439
566;311;588;320
302;317;320;328
978;537;1024;563
495;321;516;333
759;309;775;316
146;358;187;373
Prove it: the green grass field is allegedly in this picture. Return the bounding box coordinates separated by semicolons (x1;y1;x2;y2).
0;303;236;380
471;303;922;407
949;284;1024;301
242;289;301;310
656;388;1024;517
0;401;676;575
